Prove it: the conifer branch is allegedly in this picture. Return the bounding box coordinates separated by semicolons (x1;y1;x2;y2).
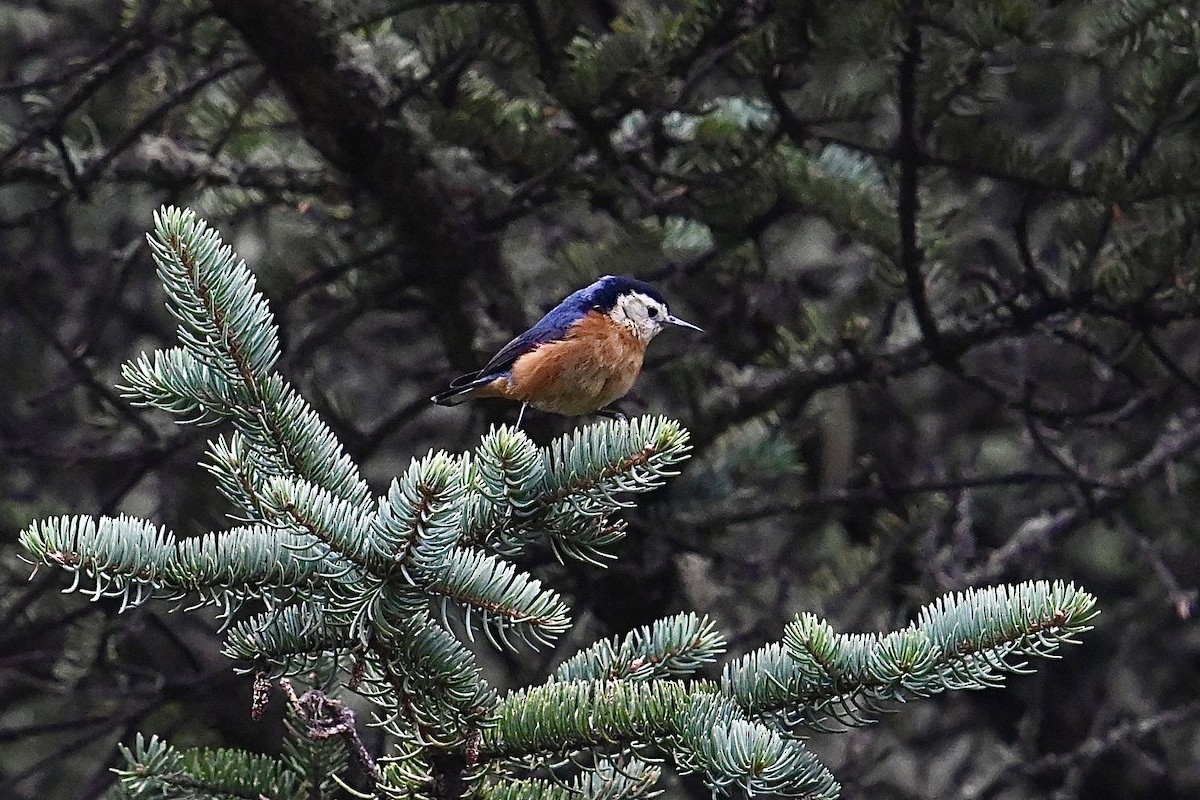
723;581;1097;729
431;548;572;650
672;695;839;799
553;613;727;683
461;419;691;565
19;516;330;615
483;757;661;800
18;208;1099;800
483;679;702;760
121;208;371;511
114;733;302;800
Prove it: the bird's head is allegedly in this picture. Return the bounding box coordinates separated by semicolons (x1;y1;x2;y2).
586;275;703;341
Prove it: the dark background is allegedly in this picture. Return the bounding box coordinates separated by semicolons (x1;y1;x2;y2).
2;1;1198;798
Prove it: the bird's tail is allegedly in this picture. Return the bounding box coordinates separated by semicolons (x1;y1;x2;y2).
431;373;492;406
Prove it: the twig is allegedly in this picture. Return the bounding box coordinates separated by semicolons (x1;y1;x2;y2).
896;10;943;359
279;678;382;781
1116;515;1198;619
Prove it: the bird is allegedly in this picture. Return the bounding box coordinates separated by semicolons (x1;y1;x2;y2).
432;275;702;427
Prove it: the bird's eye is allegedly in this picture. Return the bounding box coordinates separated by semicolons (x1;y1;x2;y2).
647;306;659;318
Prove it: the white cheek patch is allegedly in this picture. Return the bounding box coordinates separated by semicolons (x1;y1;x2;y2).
611;292;668;339
610;302;632;326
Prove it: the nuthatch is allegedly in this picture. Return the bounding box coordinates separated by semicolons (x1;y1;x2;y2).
432;275;702;426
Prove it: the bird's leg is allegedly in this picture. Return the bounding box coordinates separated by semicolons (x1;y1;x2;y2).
516;402;527;429
595;406;627;421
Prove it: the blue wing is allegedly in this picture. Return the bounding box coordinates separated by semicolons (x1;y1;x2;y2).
450;283;598;386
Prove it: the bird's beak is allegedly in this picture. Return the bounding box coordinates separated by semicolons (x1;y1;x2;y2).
666;314;703;332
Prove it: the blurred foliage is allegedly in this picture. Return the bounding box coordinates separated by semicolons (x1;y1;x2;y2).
1;0;1199;798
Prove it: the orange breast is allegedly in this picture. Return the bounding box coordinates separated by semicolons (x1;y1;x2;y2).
505;312;647;415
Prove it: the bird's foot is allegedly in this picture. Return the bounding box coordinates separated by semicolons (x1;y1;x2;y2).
595;407;627;421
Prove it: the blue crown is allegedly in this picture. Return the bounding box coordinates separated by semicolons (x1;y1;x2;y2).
578;275;666;312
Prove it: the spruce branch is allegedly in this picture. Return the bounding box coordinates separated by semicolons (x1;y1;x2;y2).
723;580;1097;729
572;757;662;800
361;612;496;744
113;733;302;800
540;417;692;512
19;516;329;616
377;451;467;580
465;426;546;533
553;613;727;683
168;527;333;610
224;604;345;680
461;418;691;565
120;347;239;425
203;433;272;520
431;548;572;650
774;143;899;261
123;207;371;510
260;476;376;572
1095;0;1187;48
279;713;353;799
486;680;838;799
672;695;838;800
488;582;1092;796
483;756;662;800
484;679;702;760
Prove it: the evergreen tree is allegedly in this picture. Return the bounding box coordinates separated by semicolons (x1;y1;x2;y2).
21;208;1096;799
3;2;1198;798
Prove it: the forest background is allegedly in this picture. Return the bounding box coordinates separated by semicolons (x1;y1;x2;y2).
1;1;1198;798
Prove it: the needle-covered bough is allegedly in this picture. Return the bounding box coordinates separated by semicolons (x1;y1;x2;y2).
20;208;1098;800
